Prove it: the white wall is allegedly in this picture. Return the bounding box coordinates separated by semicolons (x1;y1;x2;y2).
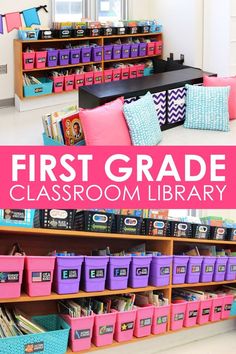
0;1;51;101
150;0;204;67
129;0;152;19
201;210;236;220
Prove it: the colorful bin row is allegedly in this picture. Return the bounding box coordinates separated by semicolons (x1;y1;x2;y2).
103;41;162;60
0;255;172;298
170;295;234;331
62;305;169;352
103;65;145;83
172;256;236;285
51;71;103;93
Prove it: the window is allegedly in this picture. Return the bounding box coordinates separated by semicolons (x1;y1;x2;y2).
53;0;128;22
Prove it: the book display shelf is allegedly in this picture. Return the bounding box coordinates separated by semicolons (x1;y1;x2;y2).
0;226;236;353
14;32;163;100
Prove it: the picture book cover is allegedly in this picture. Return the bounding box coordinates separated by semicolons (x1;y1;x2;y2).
61;112;84;146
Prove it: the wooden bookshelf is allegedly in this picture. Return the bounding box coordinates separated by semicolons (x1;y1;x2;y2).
0;225;235;352
14;32;163;100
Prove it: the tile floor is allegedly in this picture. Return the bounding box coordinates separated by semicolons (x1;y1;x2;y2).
0;104;236;145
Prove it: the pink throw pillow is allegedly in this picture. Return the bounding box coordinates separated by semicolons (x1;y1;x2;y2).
203;76;236;120
79;97;132;145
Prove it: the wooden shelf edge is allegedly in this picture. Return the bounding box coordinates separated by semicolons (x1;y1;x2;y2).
66;316;236;353
171;279;236;288
0;286;167;304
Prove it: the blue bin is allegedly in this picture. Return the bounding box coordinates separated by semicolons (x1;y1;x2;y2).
230;300;236;316
24;78;53;97
18;29;39;40
0;209;35;228
0;315;70;354
42;133;86;146
144;68;154;76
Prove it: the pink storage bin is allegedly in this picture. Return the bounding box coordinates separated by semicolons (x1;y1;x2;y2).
61;314;94;352
112;68;121;81
152;305;170;335
121;67;130;80
134;306;154;338
64;74;75;91
170;302;187;331
94;71;103;85
137;64;145;78
197;299;213;325
0;256;24;299
147;42;156;56
114;309;137;342
129;65;138;79
104;69;113;83
35;51;47;69
184;301;200;328
74;73;85;89
23;52;35;70
92;312;117;347
52;76;64;93
209;296;224;322
24;256;55;297
155;41;163;56
222;295;234;320
84;72;94;86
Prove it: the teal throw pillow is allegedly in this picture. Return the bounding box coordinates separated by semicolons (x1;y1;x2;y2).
123;92;162;145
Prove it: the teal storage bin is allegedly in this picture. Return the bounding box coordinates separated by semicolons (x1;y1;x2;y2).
0;209;35;228
42;133;86;146
24;78;53;97
144;68;154;76
230;300;236;316
18;29;39;40
0;315;70;354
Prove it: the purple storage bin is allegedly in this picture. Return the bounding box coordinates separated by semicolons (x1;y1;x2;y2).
70;48;81;64
225;257;236;281
112;44;122;59
81;256;109;292
121;44;131;59
47;49;59;67
200;257;216;283
139;43;147;57
172;256;189;285
59;49;70;66
81;47;92;63
149;256;172;287
213;257;228;282
128;256;152;288
91;46;103;61
106;256;131;290
186;256;203;284
130;43;139;58
53;256;84;295
104;45;113;60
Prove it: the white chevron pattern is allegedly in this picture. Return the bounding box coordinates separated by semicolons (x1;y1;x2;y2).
152;91;166;125
168;87;187;124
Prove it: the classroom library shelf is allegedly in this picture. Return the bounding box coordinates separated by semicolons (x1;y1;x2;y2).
14;32;162;100
0;225;235;353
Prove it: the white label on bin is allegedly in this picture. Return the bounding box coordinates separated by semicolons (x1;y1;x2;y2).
224;304;232;311
202;308;210;316
4;209;26;221
160;267;170;275
214;306;222;313
74;329;91;339
140;318;152;327
154;221;164;229
121;321;134;331
218;265;226;272
50;210;68;219
174;313;184;321
176;266;186;274
124;218;137;226
61;269;78;280
55;82;63;88
191;266;201;273
0;272;19;283
93;214;108;223
157;316;167;324
189;310;198;318
24;342;44;353
32;272;51;282
177;223;187;231
89;269;104;279
99;325;114;335
114;268;128;277
136;267;149;276
35;88;43;94
231;265;236;272
205;266;213;273
73;54;80;58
